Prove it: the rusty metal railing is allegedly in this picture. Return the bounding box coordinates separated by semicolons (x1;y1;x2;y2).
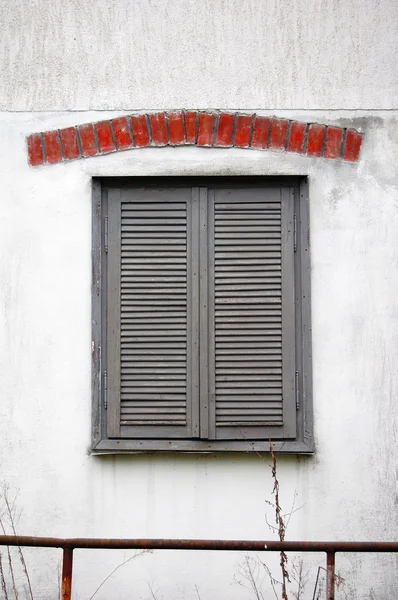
1;536;397;600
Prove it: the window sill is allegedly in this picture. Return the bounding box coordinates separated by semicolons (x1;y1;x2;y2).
91;438;314;454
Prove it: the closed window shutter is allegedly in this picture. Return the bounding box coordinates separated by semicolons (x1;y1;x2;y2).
106;188;199;439
205;187;297;440
104;183;298;445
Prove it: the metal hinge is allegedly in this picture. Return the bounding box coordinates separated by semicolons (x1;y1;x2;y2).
104;370;108;409
104;216;108;253
294;213;297;253
295;370;300;410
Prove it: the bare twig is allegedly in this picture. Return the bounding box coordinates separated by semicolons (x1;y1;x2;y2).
148;580;162;600
2;490;34;600
290;558;309;600
0;552;10;600
270;439;290;600
88;550;148;600
264;511;279;535
244;556;264;600
284;503;305;527
259;560;281;600
284;492;298;530
194;584;201;600
235;555;265;600
264;498;304;531
0;516;18;600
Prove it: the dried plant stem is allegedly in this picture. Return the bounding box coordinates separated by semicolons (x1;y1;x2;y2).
194;584;201;600
0;518;18;600
290;558;309;600
0;552;10;600
270;439;290;600
148;581;159;600
88;550;147;600
235;555;267;600
260;559;281;600
3;494;34;600
244;556;264;600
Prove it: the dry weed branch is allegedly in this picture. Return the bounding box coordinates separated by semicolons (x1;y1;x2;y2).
0;552;10;600
2;489;34;600
290;558;310;600
88;550;148;600
0;516;18;600
194;584;201;600
269;440;290;600
235;555;266;600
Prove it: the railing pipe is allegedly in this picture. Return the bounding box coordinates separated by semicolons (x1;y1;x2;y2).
0;536;397;552
0;536;397;600
61;547;73;600
326;552;335;600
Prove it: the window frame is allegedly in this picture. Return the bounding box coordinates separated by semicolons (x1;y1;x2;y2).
91;176;313;454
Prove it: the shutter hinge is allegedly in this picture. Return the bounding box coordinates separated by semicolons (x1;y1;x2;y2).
104;216;108;253
103;370;108;410
293;214;297;253
295;370;300;410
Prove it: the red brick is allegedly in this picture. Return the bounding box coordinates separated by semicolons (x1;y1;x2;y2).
216;113;235;146
251;116;271;149
167;112;185;145
78;123;98;157
131;115;150;147
343;129;362;162
287;121;306;154
43;130;63;164
269;118;289;150
112;117;134;151
60;127;80;160
185;111;198;144
149;113;168;146
234;115;253;148
96;121;116;154
197;113;216;146
323;126;344;159
307;124;326;157
27;133;44;166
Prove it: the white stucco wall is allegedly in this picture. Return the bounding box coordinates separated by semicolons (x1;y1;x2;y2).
1;110;398;599
2;0;398;111
1;0;398;598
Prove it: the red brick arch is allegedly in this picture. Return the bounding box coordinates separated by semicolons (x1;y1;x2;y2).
27;110;363;167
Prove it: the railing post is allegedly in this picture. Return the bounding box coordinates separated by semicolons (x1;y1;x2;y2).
61;546;73;600
326;552;335;600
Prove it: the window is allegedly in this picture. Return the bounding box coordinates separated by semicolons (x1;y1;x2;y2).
92;177;313;453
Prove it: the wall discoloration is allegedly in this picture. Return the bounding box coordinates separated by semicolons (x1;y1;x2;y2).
1;0;398;595
0;110;398;597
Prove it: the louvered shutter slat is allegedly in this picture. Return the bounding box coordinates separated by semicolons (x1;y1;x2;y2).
107;188;198;439
121;197;187;428
106;184;297;445
207;188;296;440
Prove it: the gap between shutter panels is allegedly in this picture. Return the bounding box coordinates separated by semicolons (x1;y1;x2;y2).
120;198;189;427
211;192;284;433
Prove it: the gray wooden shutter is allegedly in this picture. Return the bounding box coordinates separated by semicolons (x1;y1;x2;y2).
205;186;297;440
106;187;199;439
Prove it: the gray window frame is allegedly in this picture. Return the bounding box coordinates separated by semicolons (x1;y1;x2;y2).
91;176;313;454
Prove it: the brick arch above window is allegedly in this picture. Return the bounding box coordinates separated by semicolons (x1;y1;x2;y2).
26;110;363;167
